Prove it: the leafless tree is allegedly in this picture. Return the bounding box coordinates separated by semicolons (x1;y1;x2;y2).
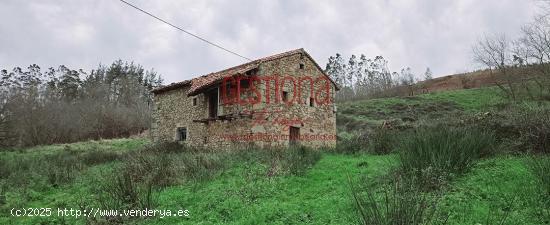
517;16;550;97
473;34;519;101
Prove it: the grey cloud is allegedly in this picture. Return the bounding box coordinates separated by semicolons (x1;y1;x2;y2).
0;0;538;82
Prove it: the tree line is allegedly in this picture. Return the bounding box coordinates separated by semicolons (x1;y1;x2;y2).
324;54;432;101
0;60;162;147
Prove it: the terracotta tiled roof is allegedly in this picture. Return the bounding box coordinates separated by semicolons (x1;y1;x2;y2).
187;61;260;95
152;48;337;95
151;80;191;94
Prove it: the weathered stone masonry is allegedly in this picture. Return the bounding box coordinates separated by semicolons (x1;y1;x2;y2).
151;48;338;149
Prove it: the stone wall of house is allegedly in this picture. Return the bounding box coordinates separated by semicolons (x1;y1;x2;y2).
151;85;258;149
256;53;337;148
151;86;209;146
152;52;337;149
204;53;337;149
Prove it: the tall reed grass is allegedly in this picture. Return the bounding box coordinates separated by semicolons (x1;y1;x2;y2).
398;126;495;190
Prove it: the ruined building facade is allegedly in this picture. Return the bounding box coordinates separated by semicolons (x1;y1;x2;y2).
151;49;338;149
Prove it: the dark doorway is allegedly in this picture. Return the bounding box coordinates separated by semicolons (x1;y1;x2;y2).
208;89;218;118
177;127;187;141
289;126;300;146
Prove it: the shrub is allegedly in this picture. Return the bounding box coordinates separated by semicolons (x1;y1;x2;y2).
42;151;84;186
331;128;396;155
79;149;120;166
260;145;322;176
399;126;495;190
94;144;197;211
0;155;37;191
472;104;550;154
349;174;445;225
368;128;395;155
125;152;176;187
337;114;369;132
97;170;155;210
334;133;369;154
94;144;183;211
283;146;322;175
518;107;550;154
177;152;226;181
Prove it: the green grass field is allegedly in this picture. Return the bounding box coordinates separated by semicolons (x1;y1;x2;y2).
1;142;546;224
1;86;549;224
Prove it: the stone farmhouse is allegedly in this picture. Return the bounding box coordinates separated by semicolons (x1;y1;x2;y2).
151;48;338;149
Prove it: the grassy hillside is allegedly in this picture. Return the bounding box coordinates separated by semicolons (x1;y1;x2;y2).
1;86;549;224
337;86;505;135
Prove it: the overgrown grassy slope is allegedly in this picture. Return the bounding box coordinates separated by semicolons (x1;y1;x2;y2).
148;154;397;225
1;142;544;224
337;87;505;134
1;86;549;224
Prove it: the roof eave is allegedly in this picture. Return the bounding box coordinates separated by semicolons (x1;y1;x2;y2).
151;81;191;94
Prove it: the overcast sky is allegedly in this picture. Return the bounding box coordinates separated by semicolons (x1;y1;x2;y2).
0;0;540;83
